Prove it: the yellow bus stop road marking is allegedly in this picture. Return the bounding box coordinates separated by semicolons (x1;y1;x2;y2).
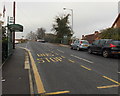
97;85;119;89
61;56;65;58
55;53;59;55
80;65;92;71
45;91;70;95
21;47;70;95
68;59;75;63
102;76;120;85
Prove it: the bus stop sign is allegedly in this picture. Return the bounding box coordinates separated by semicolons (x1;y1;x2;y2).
8;24;23;32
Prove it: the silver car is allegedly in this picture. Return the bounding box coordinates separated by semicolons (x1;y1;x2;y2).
71;40;89;50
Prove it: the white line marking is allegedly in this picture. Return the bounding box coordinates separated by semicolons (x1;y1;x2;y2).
1;79;5;82
28;69;34;94
24;52;30;69
71;55;93;64
24;52;34;94
57;49;64;53
25;41;29;49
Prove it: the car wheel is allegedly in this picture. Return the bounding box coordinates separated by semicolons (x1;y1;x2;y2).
77;47;80;51
71;46;73;49
72;47;75;50
102;49;110;58
88;48;92;54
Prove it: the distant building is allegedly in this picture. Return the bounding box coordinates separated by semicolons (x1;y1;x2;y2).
45;33;56;42
15;39;28;43
111;13;120;28
82;31;100;44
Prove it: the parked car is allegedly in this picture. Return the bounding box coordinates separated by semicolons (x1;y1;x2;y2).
88;39;120;58
37;39;46;43
70;40;89;50
15;40;19;44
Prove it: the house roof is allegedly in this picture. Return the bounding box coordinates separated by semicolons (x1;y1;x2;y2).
83;31;99;38
111;13;120;28
84;34;94;37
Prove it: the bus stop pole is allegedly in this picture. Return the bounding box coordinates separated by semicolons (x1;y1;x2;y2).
13;1;15;49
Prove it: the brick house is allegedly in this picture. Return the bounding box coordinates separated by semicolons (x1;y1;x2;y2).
82;13;120;43
111;13;120;28
82;31;100;44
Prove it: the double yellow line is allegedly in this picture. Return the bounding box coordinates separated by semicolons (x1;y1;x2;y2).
28;49;46;93
20;47;45;94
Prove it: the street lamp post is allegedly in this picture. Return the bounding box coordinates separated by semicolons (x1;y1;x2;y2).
63;7;73;34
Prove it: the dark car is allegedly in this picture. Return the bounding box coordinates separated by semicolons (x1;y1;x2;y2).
88;39;120;58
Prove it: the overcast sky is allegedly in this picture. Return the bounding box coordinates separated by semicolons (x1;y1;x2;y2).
0;0;119;39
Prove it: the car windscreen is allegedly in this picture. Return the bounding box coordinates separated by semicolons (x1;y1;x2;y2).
82;41;89;44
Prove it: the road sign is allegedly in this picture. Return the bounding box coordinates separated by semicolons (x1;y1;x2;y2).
9;17;14;24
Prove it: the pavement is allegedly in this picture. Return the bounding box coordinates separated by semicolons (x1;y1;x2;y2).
58;44;70;48
2;47;30;94
51;43;70;48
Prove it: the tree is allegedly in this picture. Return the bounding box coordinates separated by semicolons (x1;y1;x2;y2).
2;26;8;63
36;28;46;39
52;14;73;43
2;26;6;38
26;31;37;40
100;28;120;40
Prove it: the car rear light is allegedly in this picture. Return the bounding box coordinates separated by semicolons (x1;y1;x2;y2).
110;44;116;47
80;41;82;44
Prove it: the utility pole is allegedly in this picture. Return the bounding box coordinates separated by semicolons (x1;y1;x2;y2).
13;1;15;49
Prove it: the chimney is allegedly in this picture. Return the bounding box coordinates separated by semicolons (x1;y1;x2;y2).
94;31;99;35
82;35;84;38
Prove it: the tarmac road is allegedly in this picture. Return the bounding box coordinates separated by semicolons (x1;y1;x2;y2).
17;41;120;94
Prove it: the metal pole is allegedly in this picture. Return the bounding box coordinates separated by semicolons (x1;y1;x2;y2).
13;1;15;49
0;18;2;67
7;16;10;56
71;9;73;34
